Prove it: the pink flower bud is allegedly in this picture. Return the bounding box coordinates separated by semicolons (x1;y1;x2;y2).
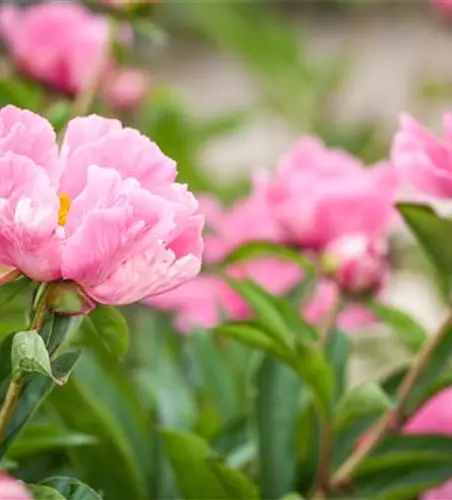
102;68;149;111
322;233;388;295
0;473;32;500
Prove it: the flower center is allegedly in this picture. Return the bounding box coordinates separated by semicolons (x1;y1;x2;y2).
58;193;72;226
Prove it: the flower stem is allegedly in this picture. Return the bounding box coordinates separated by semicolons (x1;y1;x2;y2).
318;292;343;345
313;418;333;498
0;379;22;440
0;284;51;441
330;312;452;489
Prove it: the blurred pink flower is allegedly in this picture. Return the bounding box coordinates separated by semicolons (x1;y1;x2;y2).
0;2;121;94
264;137;398;249
102;68;150;111
430;0;452;17
405;389;452;500
392;113;452;198
148;177;302;333
322;233;388;295
0;473;31;500
0;105;203;305
304;280;376;331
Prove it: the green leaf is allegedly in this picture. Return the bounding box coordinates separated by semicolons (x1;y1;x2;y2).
11;331;55;382
397;203;452;295
221;241;314;275
225;278;293;349
40;477;101;500
403;321;452;414
41;316;83;358
49;350;149;500
0;79;43;110
190;329;238;422
160;429;258;499
325;328;350;402
255;356;301;498
352;435;452;499
0;277;32;309
29;485;66;500
214;320;290;363
8;424;96;459
0;350;81;458
293;339;334;419
81;305;129;358
335;382;392;431
368;300;427;352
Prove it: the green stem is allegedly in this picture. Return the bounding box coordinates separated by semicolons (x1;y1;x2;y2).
330;311;452;489
318;292;343;346
0;284;51;441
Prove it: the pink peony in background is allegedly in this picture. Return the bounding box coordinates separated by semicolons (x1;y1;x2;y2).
0;1;123;95
263;137;397;250
0;105;203;305
148;175;302;333
430;0;452;17
102;68;150;111
0;473;31;500
392;112;452;198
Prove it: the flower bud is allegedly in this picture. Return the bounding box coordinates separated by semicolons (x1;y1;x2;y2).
102;68;149;111
0;473;32;500
321;233;388;296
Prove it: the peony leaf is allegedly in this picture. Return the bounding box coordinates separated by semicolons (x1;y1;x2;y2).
11;331;55;382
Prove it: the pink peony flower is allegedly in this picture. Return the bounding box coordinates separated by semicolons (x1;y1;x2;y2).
303;280;376;332
0;105;203;305
404;389;452;500
0;473;31;500
0;2;121;94
147;177;302;333
322;233;388;295
102;68;150;111
430;0;452;17
264;137;398;250
391;113;452;198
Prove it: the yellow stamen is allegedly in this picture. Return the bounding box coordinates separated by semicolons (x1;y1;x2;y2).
58;193;72;226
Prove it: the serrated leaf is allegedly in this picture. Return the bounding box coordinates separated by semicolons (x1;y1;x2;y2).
397;203;452;295
40;477;101;500
81;305;129;358
160;429;258;500
368;300;427;352
29;484;66;500
11;331;55;382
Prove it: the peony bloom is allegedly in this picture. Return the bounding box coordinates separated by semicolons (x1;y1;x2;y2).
391;113;452;198
0;473;31;500
404;389;452;500
0;105;203;305
0;2;121;94
264;137;397;250
102;68;150;111
148;177;302;333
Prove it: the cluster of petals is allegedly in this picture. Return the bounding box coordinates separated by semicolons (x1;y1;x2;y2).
148;176;302;333
0;105;203;305
404;389;452;500
262;137;397;330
